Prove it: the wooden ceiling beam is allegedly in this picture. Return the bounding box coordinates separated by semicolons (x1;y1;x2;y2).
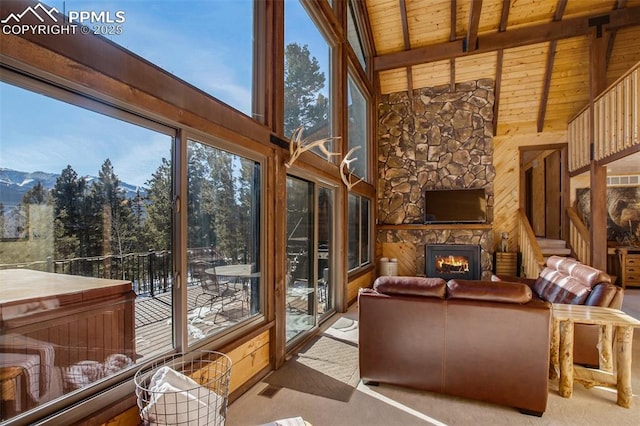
398;0;413;94
492;49;503;136
606;0;628;71
450;0;457;90
537;39;557;133
374;5;640;71
537;0;567;132
493;0;508;134
498;0;510;32
465;0;483;52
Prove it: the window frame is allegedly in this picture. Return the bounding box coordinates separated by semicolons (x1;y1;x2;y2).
283;0;337;157
347;193;372;272
0;70;269;426
346;69;370;181
284;167;341;350
181;130;268;351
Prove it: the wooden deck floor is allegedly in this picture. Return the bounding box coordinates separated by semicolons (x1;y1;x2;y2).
134;285;252;360
133;284;325;361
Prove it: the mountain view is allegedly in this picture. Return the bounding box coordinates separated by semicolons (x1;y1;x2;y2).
0;167;143;209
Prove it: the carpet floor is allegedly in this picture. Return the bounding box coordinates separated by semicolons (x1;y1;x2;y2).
226;289;640;426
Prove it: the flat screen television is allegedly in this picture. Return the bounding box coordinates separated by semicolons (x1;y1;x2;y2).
424;188;487;224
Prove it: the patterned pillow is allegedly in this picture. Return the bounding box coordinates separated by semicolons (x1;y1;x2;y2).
533;267;591;304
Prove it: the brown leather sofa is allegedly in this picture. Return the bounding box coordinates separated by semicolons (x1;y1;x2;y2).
493;255;624;366
358;276;552;416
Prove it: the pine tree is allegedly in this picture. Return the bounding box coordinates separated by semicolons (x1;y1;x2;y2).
144;157;172;252
93;159;137;257
187;143;215;250
284;43;329;137
22;181;52;205
207;149;237;262
52;165;83;258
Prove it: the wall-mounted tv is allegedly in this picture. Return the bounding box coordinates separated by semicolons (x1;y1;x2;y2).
424;188;487;224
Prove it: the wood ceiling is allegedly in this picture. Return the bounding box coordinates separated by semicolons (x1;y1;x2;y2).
366;0;640;137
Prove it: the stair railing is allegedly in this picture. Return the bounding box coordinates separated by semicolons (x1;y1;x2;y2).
518;209;546;278
566;206;591;265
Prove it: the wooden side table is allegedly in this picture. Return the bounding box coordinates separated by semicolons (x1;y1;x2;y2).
550;304;640;408
616;247;640;289
494;252;518;276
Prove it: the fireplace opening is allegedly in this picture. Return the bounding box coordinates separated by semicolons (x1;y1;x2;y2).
425;244;481;280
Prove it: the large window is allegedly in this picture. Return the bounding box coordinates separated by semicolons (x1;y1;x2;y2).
284;0;333;144
186;139;262;346
0;81;174;421
285;176;336;345
44;0;257;118
347;194;370;270
0;80;264;421
347;74;369;180
347;0;367;70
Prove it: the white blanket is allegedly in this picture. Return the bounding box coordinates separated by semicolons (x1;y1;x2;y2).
141;366;225;425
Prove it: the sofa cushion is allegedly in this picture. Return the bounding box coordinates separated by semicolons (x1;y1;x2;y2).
584;283;618;307
373;276;446;298
546;256;610;286
533;268;592;304
447;279;532;304
532;256;612;304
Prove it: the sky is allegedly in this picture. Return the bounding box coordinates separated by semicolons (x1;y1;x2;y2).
0;0;330;187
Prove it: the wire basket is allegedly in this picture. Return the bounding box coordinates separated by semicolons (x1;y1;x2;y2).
135;351;232;426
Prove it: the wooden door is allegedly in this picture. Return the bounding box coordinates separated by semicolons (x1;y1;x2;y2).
545;150;562;239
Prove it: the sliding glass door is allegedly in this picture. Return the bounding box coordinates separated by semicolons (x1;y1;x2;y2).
285;176;335;345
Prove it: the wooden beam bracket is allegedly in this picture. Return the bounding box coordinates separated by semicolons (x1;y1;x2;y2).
588;15;610;38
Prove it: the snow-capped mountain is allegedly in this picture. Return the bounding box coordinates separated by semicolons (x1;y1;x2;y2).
0;168;143;208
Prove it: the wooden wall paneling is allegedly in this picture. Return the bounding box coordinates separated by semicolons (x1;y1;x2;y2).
606;26;640;86
378;68;409;94
227;331;270;393
366;0;405;55
498;43;548;129
381;242;416;276
411;60;451;89
347;270;376;304
507;0;556;28
493;131;567;253
406;0;451;47
544;36;591;130
455;51;498;83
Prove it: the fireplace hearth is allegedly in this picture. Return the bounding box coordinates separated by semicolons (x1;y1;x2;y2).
425;244;481;280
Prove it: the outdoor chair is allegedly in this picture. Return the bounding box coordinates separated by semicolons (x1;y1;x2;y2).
192;262;235;322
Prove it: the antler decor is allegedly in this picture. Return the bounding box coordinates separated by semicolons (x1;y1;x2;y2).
285;126;341;168
340;146;364;191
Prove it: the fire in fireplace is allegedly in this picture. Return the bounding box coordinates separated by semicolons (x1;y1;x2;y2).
425;244;481;280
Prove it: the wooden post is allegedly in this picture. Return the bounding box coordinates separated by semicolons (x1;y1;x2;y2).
549;317;560;380
589;27;608;271
598;324;614;372
558;319;574;398
616;325;635;408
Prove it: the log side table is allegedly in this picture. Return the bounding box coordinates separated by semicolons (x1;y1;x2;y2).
550;304;640;408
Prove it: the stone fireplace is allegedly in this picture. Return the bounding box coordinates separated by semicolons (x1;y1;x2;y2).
425;244;481;280
376;79;495;279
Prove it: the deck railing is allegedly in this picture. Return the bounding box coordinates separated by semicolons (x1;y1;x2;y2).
0;247;222;296
568;61;639;170
567;206;591;265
